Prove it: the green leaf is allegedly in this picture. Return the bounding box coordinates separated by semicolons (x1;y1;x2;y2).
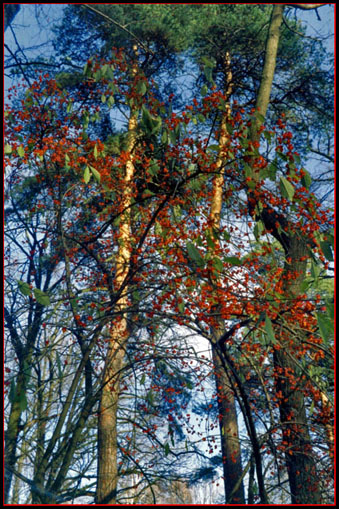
161;130;168;145
224;256;241;266
173;205;181;221
316;312;333;344
137;81;147;96
263;131;273;143
225;122;234;134
84;166;91;184
213;257;223;273
277;151;288;162
141;106;162;135
309;400;315;415
201;56;216;68
90;165;101;183
169;128;177;144
205;232;215;249
101;94;106;104
149;161;160;176
325;298;334;320
310;260;320;281
107;95;115;107
265;315;276;344
204;65;214;84
101;64;108;76
279;177;295;201
197;113;206;123
254;220;265;241
164;443;170;456
4;143;12;154
18;280;31;296
320;241;333;262
33;288;50;306
207;144;220;152
17;145;25;157
301;169;312;189
93;145;98;160
146;390;154;405
200;84;208;97
268;160;278;181
93;70;101;82
178;301;185;313
187;242;205;267
140;373;146;385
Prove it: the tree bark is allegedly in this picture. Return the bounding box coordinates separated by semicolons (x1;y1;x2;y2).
96;88;138;504
273;237;322;504
247;5;323;502
212;349;245;504
5;303;44;504
208;53;245;504
250;4;284;144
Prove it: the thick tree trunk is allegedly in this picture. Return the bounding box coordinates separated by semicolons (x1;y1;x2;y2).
247;5;322;503
212;348;245;504
96;102;138;504
274;237;322;504
96;338;126;504
208;56;245;504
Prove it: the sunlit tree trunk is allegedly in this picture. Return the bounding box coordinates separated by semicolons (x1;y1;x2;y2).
209;53;245;505
96;56;138;502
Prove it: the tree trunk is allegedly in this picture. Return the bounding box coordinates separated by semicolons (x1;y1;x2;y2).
247;5;322;502
96;326;127;504
96;95;138;503
212;348;245;504
208;54;245;504
274;237;322;504
5;374;24;504
249;4;284;145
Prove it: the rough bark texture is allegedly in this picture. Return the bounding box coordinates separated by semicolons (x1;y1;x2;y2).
212;348;245;504
96;340;126;504
209;54;245;504
248;5;323;502
274;237;322;504
96;100;138;504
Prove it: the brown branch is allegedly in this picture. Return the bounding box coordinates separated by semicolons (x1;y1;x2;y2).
285;4;328;9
